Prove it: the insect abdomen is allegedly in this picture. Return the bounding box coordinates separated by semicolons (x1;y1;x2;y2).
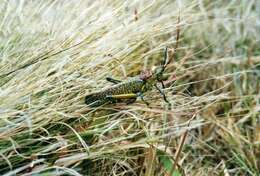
85;78;144;107
85;92;107;107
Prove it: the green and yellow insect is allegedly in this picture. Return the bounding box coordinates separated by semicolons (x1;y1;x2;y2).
85;47;172;107
85;15;181;107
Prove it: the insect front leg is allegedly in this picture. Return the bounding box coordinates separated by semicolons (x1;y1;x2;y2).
106;77;122;84
160;80;166;89
154;84;170;104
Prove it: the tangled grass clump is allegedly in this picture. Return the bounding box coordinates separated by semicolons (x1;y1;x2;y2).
0;0;259;175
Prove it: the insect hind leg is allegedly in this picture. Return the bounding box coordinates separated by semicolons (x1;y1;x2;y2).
105;93;138;105
126;97;137;104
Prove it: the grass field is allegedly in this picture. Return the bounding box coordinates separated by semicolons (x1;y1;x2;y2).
0;0;259;175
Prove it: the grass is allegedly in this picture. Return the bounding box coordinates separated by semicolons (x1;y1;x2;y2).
0;0;259;175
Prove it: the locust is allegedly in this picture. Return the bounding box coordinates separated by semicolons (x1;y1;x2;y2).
85;15;180;107
85;47;172;107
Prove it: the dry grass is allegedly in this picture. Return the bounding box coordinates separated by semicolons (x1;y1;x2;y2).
0;0;259;175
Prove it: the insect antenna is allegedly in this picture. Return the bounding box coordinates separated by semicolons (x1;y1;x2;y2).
157;13;181;91
162;47;168;72
163;13;181;86
164;13;180;70
159;47;169;88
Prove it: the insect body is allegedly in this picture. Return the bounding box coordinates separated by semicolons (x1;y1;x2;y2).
85;77;148;107
85;48;171;107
